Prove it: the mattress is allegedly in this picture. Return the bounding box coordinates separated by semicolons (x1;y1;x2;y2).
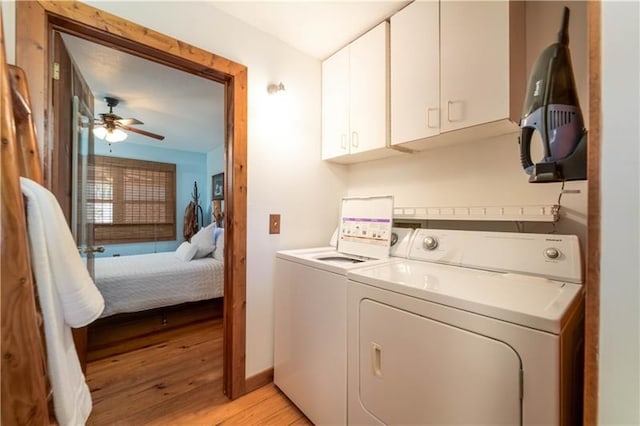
94;252;224;317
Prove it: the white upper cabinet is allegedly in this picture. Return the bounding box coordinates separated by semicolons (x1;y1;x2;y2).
441;1;515;132
322;22;400;163
391;1;525;151
391;1;440;145
322;47;350;160
348;22;388;156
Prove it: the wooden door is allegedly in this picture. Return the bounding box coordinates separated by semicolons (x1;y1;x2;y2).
52;31;97;373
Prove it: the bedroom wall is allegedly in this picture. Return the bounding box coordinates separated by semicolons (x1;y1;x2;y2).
93;141;208;257
206;145;225;224
77;1;349;377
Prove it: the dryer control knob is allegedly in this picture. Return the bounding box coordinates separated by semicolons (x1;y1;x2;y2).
423;236;439;251
544;247;560;259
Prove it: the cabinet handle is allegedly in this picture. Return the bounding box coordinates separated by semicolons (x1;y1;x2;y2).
427;107;439;129
447;100;464;122
340;134;347;149
371;342;382;377
351;131;359;148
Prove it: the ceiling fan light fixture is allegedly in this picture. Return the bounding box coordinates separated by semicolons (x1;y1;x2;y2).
93;126;108;140
105;128;128;143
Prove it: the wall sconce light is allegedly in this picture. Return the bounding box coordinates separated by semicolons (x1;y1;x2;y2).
267;82;286;95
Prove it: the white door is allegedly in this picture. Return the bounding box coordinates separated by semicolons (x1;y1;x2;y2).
349;22;388;155
358;299;521;425
321;46;350;160
440;1;510;132
391;0;440;145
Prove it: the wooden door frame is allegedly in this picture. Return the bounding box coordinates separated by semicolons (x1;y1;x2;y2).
585;1;601;424
16;1;250;399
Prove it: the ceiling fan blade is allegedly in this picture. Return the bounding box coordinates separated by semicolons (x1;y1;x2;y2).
116;117;143;126
119;124;165;141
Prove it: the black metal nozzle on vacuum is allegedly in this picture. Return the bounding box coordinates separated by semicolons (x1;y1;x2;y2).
558;7;570;45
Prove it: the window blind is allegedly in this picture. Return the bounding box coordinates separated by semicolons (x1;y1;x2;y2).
88;156;176;244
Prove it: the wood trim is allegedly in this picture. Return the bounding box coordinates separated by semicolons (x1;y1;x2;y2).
224;67;249;398
15;0;249;404
1;11;50;424
15;1;49;187
245;368;275;393
585;1;601;424
9;67;43;183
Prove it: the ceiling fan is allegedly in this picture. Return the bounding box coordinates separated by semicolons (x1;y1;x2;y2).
93;96;165;143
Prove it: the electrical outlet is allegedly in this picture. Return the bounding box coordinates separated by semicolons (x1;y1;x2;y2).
269;214;281;234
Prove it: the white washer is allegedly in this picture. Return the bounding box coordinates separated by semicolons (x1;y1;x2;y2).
347;229;585;426
274;227;413;426
274;195;409;425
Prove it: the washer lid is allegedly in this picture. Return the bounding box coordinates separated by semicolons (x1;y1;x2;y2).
347;260;583;334
338;196;393;259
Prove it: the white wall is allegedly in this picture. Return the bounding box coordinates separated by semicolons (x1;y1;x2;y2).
5;1;348;377
599;1;640;423
1;1;15;64
348;133;587;241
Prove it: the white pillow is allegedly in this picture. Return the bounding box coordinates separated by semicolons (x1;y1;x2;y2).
175;241;197;262
191;224;215;258
213;227;224;261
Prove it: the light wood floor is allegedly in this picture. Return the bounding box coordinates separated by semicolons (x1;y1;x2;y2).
86;317;312;425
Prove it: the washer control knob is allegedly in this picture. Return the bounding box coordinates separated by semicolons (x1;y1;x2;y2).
544;247;560;259
423;236;439;251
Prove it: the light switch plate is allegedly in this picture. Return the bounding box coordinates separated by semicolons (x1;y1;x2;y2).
269;214;281;234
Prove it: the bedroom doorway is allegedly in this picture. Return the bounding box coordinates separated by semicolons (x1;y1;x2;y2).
15;1;250;400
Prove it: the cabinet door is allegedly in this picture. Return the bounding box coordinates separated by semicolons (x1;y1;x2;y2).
391;1;440;145
349;22;389;155
322;47;350;160
441;1;510;132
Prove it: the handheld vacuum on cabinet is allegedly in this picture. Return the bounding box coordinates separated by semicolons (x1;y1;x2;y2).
519;6;587;183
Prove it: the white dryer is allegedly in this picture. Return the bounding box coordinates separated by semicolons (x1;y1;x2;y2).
346;229;585;426
274;195;409;425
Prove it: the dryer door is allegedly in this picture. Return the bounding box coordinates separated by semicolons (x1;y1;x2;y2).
358;299;522;425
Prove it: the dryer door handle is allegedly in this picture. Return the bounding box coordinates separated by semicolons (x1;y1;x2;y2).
371;342;383;377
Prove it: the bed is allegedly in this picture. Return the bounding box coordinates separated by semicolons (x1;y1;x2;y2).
94;252;224;318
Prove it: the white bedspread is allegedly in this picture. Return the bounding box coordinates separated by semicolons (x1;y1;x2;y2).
94;252;223;317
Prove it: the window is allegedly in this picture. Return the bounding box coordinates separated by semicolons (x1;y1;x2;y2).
88;156;176;244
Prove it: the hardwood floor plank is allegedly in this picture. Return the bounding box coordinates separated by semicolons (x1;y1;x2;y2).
218;389;310;425
86;316;310;426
